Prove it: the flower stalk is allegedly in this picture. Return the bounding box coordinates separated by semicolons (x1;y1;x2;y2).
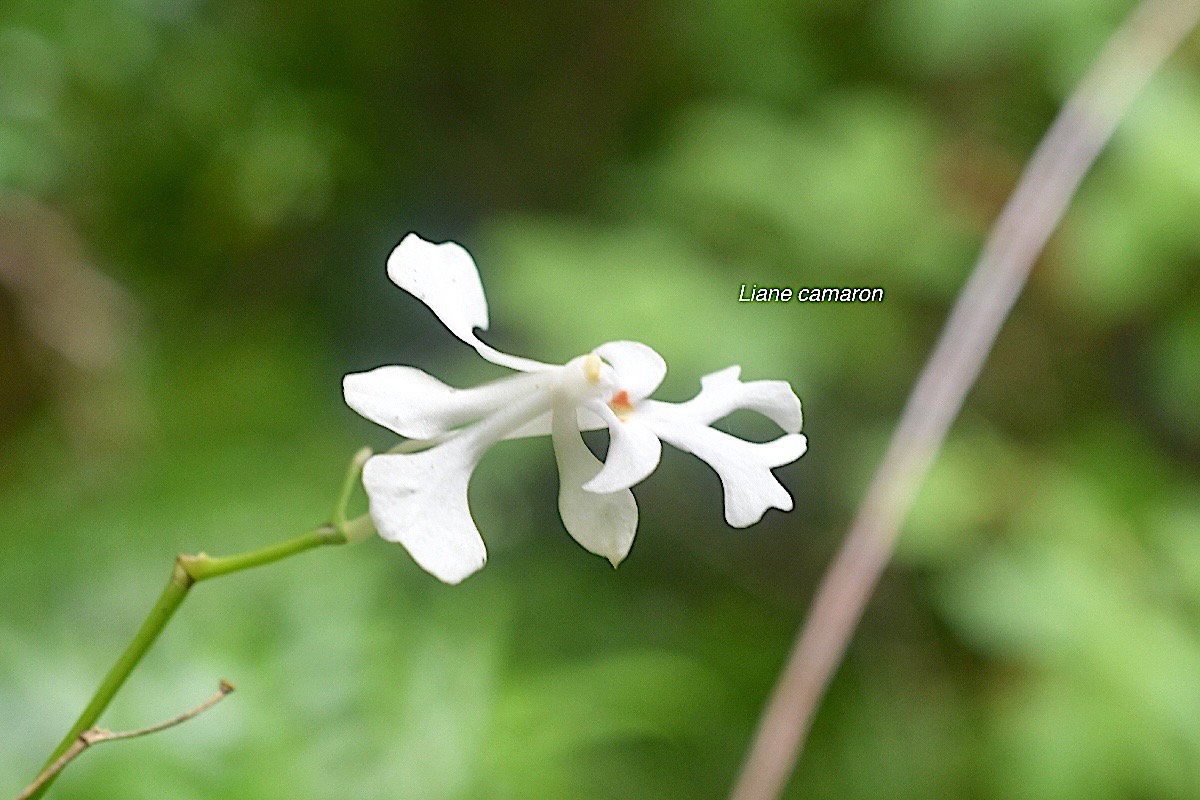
25;450;374;799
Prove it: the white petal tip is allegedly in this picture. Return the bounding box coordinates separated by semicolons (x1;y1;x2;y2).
727;504;791;529
385;234;492;344
785;434;808;462
431;554;487;585
379;532;486;584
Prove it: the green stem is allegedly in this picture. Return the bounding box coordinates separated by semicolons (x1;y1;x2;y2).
28;517;364;799
334;447;373;530
41;564;193;765
182;524;344;581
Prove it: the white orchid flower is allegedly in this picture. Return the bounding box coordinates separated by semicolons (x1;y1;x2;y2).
344;233;807;584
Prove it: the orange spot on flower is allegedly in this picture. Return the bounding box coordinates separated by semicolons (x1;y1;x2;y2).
610;389;633;419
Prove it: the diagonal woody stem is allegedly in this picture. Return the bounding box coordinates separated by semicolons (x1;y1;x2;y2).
728;2;1200;799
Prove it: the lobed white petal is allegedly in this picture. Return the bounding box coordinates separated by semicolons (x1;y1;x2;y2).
644;413;807;527
581;401;663;493
670;365;802;432
344;366;552;439
595;340;666;401
551;402;638;566
386;233;550;372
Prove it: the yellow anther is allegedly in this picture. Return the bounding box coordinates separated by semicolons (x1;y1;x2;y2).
583;352;603;384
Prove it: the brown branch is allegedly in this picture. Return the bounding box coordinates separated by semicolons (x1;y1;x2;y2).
728;2;1200;799
18;680;235;800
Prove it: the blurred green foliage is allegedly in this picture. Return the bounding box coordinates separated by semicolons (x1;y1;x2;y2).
2;0;1199;798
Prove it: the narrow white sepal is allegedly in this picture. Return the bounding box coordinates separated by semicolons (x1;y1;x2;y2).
550;402;638;566
386;233;549;372
386;233;487;346
344;366;550;439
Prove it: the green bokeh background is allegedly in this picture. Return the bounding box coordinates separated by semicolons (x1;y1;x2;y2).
2;1;1199;797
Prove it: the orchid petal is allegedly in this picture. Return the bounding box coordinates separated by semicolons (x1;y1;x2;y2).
363;445;486;584
344;366;549;439
644;413;807;527
360;389;555;583
581;402;663;493
387;234;550;372
551;402;638;565
670;366;802;432
595;341;666;401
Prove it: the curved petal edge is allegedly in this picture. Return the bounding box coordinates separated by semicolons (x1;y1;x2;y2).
362;449;487;584
386;233;550;372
